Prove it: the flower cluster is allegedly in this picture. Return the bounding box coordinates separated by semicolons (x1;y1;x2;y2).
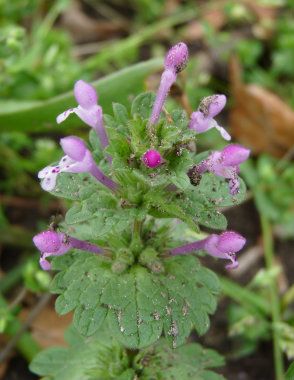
34;42;249;272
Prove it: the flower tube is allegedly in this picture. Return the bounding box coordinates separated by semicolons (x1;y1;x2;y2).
33;230;103;270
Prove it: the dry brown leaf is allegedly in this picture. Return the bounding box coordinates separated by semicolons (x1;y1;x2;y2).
229;57;294;157
182;7;226;41
20;301;72;348
59;0;127;44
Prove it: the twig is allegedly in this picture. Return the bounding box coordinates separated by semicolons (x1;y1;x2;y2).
9;288;27;310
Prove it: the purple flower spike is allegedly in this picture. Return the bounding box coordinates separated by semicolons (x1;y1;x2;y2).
142;149;162;168
33;230;103;270
204;231;246;269
149;42;188;126
189;94;231;141
193;144;250;195
38;136;118;192
169;231;246;270
56;80;109;150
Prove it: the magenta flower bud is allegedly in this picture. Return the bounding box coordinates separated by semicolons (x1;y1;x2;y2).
221;144;250;166
142;149;162;168
33;230;103;270
33;231;62;253
56;80;109;151
164;42;189;74
189;94;231;141
60;136;87;161
74;80;97;109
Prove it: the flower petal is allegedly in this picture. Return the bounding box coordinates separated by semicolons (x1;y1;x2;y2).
40;170;58;191
189;111;211;133
56;108;76;124
217;231;246;253
214;122;231;141
221;144;250;166
74;80;98;109
60;136;87;161
38;165;52;179
39;256;52;271
33;230;62;252
74;105;99;129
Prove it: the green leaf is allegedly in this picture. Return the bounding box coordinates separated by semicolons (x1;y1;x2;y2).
0;59;162;133
137;339;225;380
180;173;247;230
30;327;130;380
197;173;247;207
286;362;294;380
131;92;155;119
30;326;224;380
50;254;219;349
50;173;101;201
112;103;129;125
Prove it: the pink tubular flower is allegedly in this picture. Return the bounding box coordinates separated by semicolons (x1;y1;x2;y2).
169;231;246;270
189;94;231;141
142;149;162;168
56;80;109;149
149;42;188;126
33;230;103;270
38;136;118;192
194;144;250;195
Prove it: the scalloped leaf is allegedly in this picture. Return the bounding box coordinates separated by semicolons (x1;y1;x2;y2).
178;173;247;231
50;254;219;349
30;327;132;380
30;327;224;380
137;339;225;380
50;173;101;201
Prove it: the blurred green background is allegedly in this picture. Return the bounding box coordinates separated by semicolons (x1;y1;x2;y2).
1;1;294;379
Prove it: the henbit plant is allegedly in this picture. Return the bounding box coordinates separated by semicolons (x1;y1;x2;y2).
30;42;249;379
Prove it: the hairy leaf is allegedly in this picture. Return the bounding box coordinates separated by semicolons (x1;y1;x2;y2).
50;254;219;349
137;339;225;380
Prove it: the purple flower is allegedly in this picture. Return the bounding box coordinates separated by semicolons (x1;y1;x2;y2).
33;230;103;270
169;231;246;269
38;136;118;192
189;95;231;141
195;144;250;195
56;80;109;149
204;231;246;269
142;149;162;168
149;42;188;126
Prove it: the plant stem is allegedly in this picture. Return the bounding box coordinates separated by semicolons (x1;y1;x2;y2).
260;214;284;380
131;220;143;256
